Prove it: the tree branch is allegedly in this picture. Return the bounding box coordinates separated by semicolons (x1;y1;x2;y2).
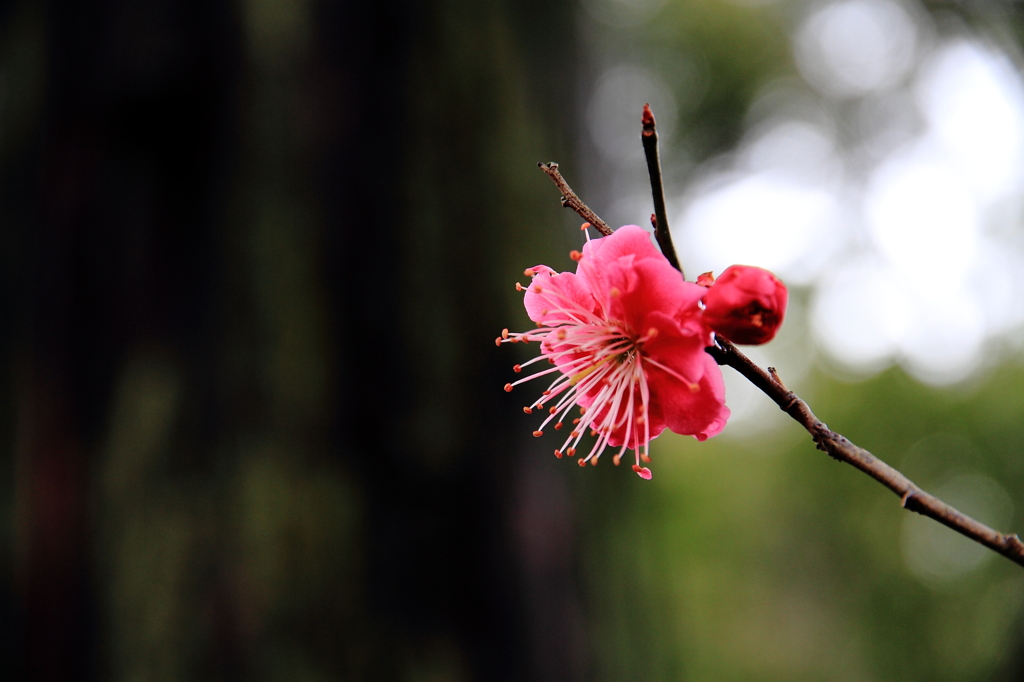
538;162;613;236
707;337;1024;569
641;104;683;276
538;160;1024;570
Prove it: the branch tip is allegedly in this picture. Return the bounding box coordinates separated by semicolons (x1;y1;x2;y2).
538;162;613;236
640;104;682;274
642;103;655;135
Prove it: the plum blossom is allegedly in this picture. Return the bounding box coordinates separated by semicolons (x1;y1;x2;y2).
497;225;730;479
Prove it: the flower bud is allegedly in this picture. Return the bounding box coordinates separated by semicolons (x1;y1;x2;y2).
702;265;787;345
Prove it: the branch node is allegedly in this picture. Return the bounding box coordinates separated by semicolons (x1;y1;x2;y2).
768;366;789;390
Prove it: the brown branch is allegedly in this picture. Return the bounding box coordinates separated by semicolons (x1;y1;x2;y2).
641;104;683;276
707;337;1024;569
538;162;613;236
536;158;1024;569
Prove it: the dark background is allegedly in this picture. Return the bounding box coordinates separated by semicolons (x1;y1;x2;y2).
1;1;585;679
5;1;1024;681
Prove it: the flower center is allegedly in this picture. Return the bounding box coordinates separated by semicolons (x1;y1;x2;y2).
498;292;654;476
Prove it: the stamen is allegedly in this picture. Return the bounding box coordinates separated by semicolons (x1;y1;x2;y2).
500;263;663;478
504;383;513;392
533;430;543;437
632;464;653;480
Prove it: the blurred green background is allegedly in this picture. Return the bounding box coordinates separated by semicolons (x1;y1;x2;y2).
4;0;1024;680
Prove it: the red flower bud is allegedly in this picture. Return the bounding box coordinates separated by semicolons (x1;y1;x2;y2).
702;265;788;345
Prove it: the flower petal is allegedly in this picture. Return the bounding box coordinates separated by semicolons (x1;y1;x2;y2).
598;256;704;336
647;351;730;441
577;225;668;297
523;269;598;327
640;310;709;385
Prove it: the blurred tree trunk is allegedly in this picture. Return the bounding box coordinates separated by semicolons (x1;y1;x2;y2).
4;0;581;680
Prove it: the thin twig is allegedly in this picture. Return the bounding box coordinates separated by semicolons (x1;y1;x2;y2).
538;162;613;236
707;337;1024;569
538;164;1024;570
641;104;683;275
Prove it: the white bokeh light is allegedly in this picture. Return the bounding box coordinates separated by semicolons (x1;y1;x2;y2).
741;119;841;181
676;173;841;284
794;0;918;98
900;279;987;384
811;255;908;374
972;239;1024;336
805;34;1024;385
674;120;845;285
916;41;1024;204
865;153;979;282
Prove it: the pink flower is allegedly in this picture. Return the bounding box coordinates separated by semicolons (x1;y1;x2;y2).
497;225;729;479
701;265;788;345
